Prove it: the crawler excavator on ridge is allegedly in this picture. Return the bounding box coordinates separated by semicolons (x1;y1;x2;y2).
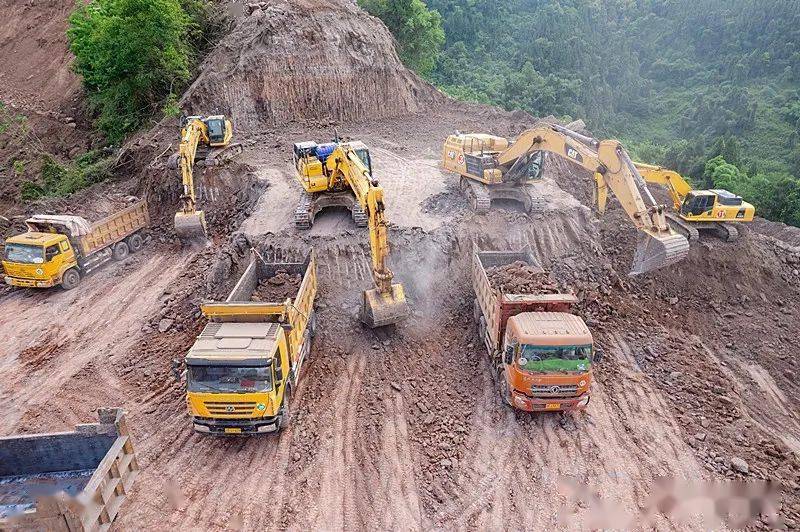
633;162;754;242
170;114;242;242
444;124;690;275
293;140;410;327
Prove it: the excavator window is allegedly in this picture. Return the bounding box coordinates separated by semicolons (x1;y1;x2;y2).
206;119;225;143
355;148;373;175
682;193;714;216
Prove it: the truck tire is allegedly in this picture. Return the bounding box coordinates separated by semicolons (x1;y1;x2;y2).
498;371;512;406
126;233;144;253
279;385;293;429
60;268;81;290
113;242;130;260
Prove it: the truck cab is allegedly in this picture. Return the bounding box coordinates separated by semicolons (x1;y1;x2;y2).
501;312;595;411
2;232;76;288
185;322;294;435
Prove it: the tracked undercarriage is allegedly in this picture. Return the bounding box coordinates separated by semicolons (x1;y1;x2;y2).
459;177;547;214
666;213;740;242
294;190;368;229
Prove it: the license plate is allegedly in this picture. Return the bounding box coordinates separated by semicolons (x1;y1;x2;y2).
545;403;561;410
224;427;242;434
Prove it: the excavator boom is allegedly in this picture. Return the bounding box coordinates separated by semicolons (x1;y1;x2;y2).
325;145;410;327
499;124;689;275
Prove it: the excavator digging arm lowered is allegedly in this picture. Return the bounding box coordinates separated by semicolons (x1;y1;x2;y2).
499;124;689;275
174;118;209;242
326;146;410;327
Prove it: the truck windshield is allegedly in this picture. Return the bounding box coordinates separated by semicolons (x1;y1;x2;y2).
517;344;593;373
4;243;44;264
188;365;273;393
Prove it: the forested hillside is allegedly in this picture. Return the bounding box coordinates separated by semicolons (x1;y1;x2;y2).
362;0;800;226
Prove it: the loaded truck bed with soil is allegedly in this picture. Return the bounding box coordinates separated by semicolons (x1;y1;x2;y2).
473;246;599;411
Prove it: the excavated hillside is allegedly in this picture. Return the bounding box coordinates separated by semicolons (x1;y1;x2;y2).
181;0;444;132
1;1;799;530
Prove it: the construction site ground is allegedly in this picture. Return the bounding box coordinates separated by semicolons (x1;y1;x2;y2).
1;1;799;530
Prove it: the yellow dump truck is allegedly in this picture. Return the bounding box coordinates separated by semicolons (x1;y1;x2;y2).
2;201;149;290
184;248;317;435
473;246;601;412
0;408;139;531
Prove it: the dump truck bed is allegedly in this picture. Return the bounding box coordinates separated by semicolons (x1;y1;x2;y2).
472;247;578;352
198;249;317;362
77;201;149;256
0;409;138;531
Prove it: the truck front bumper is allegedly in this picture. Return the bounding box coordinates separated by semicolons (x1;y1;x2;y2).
4;275;55;288
511;391;590;413
192;415;282;435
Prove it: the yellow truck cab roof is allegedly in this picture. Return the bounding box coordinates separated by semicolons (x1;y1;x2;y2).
6;231;64;246
508;312;592;346
185;322;281;366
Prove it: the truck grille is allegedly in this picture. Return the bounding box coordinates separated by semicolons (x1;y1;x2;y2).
530;384;579;397
204;401;257;417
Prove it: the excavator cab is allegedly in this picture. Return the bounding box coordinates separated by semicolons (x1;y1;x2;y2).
203;115;230;147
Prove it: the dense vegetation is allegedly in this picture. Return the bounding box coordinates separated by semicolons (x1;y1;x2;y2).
67;0;223;144
368;0;800;226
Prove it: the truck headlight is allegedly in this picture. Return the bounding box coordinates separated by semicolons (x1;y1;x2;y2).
36;282;49;287
3;276;10;284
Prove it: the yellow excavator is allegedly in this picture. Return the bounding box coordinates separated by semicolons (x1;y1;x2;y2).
442;133;545;213
634;162;755;242
443;124;690;275
170;114;241;241
293;139;409;327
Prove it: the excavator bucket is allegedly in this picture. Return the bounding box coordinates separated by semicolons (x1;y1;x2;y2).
630;232;690;276
361;283;410;328
175;210;208;243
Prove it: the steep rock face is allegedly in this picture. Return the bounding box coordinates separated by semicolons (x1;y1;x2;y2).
181;0;444;131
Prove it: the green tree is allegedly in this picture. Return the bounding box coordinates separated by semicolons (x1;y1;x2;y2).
68;0;192;142
358;0;445;76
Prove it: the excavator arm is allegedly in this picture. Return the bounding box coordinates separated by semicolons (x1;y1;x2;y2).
325;146;410;327
633;162;693;211
499;124;689;275
174;118;210;241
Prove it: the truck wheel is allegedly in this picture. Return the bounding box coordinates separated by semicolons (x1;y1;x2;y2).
60;269;81;290
126;233;144;253
499;374;512;406
279;386;293;429
113;242;130;260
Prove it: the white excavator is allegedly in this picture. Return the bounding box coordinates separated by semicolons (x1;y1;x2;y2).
443;124;690;275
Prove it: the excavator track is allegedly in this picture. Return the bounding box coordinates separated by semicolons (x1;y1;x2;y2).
294;192;313;230
665;213;700;241
717;222;739;242
460;177;491;213
351;202;368;227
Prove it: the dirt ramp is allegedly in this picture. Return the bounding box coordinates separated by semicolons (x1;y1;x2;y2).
181;0;443;132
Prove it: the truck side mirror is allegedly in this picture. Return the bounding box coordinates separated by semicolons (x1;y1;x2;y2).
504;345;514;365
594;349;604;364
275;366;283;383
171;358;183;382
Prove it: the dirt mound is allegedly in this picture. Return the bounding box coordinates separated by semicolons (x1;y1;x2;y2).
251;270;302;301
486;261;562;294
0;0;80;113
180;0;443;132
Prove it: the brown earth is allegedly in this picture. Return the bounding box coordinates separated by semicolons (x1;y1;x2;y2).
1;1;799;531
251;271;302;302
486;261;564;294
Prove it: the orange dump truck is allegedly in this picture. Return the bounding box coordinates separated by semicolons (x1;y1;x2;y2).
472;246;600;412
